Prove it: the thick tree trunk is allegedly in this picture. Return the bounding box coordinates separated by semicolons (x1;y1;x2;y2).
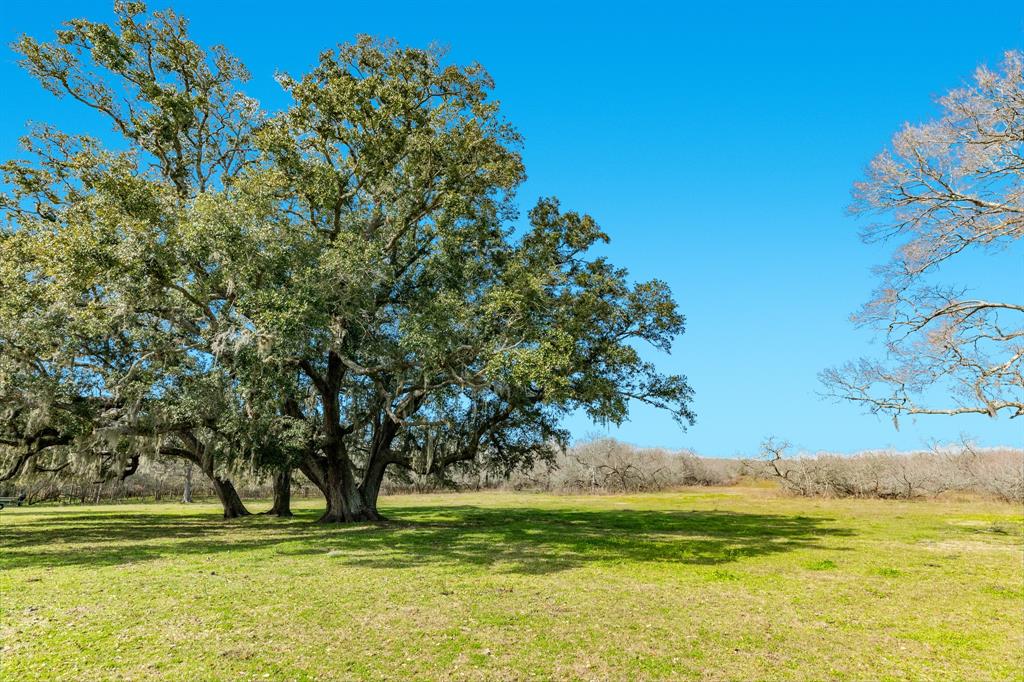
320;477;351;523
322;458;383;522
264;468;293;517
212;476;250;519
301;456;384;523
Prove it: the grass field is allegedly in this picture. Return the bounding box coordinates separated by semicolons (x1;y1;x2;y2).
1;487;1022;681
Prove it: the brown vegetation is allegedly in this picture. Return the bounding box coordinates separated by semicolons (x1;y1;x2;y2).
754;438;1023;502
7;438;1020;506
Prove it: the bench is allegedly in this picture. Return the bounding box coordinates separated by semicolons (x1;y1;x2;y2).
0;494;26;510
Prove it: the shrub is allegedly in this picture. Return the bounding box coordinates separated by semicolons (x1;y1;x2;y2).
750;439;1023;502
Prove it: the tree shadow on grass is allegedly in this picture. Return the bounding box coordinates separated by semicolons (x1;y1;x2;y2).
0;504;853;575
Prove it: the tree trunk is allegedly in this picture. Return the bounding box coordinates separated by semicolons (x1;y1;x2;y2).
320;476;351;523
181;462;193;503
212;476;250;519
161;439;250;520
356;457;389;521
347;486;384;522
264;468;293;517
322;458;379;522
301;456;383;523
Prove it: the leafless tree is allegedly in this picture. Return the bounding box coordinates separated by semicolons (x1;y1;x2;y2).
750;436;1022;502
755;438;818;496
958;440;1024;503
823;51;1023;423
500;438;739;493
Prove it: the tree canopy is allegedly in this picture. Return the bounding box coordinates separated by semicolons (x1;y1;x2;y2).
0;2;694;521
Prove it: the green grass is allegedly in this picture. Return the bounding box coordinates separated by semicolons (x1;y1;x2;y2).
1;487;1022;681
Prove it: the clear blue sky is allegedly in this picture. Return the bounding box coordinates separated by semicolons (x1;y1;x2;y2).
2;1;1022;455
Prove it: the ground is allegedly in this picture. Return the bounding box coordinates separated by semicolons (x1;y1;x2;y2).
1;487;1022;681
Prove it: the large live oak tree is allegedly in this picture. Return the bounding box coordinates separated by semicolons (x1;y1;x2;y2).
0;2;694;521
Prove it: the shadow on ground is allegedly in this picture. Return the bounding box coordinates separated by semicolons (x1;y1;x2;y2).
0;504;853;574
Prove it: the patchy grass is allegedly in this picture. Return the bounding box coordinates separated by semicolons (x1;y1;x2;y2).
1;487;1022;681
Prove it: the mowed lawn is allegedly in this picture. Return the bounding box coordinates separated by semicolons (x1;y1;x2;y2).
1;488;1022;681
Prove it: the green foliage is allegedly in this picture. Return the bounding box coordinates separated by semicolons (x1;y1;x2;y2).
0;3;694;512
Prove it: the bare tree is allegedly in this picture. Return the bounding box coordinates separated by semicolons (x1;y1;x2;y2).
755;437;817;496
749;436;1022;502
959;440;1024;503
823;51;1023;423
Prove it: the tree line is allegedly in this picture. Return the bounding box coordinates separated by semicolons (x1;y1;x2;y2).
10;437;1020;506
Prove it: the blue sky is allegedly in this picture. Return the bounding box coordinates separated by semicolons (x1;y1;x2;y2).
2;1;1022;455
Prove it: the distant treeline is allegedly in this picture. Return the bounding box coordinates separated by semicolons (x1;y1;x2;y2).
7;438;1020;506
442;439;1022;503
4;459;315;507
751;440;1023;503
